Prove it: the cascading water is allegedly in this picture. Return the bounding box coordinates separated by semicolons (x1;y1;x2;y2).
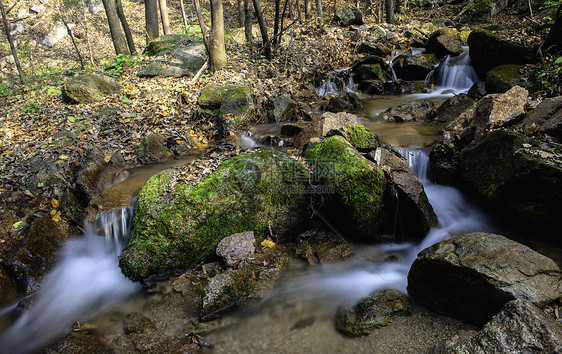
269;148;495;305
0;207;139;354
434;47;479;92
317;71;356;97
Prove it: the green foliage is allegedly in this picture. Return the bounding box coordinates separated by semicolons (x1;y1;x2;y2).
102;54;142;75
21;100;42;115
179;24;203;38
463;0;492;12
536;56;562;97
540;0;562;9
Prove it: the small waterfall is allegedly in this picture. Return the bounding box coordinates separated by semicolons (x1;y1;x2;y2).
269;148;494;305
0;208;139;354
386;51;400;82
434;47;479;92
317;71;356;97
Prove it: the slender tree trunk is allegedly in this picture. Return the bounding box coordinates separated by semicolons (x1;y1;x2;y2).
244;0;253;42
102;0;130;55
316;0;322;20
209;0;226;71
304;0;311;19
116;0;136;54
274;0;280;45
158;0;170;34
295;0;302;20
280;0;290;40
80;0;95;65
288;0;292;19
385;0;394;24
252;0;271;59
237;0;245;27
57;5;85;70
145;0;159;42
193;0;210;52
0;0;24;83
179;0;188;28
333;0;337;20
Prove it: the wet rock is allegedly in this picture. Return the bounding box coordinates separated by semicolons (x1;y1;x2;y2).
305;136;386;241
335;289;412;336
216;231;256;268
467;29;537;78
355;63;387;82
272;96;297;122
392;53;437;81
326;92;362;113
119;149;310;281
198;84;255;134
293;112;359;148
459;0;509;23
45;333;112;353
61;73;120;104
424;30;463;58
357;42;391;56
138;34;206;78
460;129;562;238
446;299;562;353
470;85;528;139
377;148;437;238
335;6;363;27
485;64;525;93
351;55;387;72
123;313;156;335
137;134;169;164
201;246;289;319
428;93;477;130
407;232;562;325
0;267;18;305
522;96;562;140
467;81;487;99
76;147;106;202
357;80;384;94
344;124;380;153
295;231;355;265
280;122;307;136
380;99;435;123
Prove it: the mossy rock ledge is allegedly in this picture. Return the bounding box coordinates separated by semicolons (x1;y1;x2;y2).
61;73;120;104
119;149;311;281
305;135;386;241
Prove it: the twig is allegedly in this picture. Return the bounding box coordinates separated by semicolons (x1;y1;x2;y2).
57;4;85;70
189;60;208;85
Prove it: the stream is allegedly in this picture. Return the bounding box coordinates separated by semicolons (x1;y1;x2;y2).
0;49;490;353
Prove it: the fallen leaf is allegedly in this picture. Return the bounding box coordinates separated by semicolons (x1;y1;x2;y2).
51;198;59;208
119;117;131;123
261;239;275;248
52;211;61;222
13;220;27;229
58;154;69;160
104;155;111;163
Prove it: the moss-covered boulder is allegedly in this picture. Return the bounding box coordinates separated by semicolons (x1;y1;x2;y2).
305;136;386;241
198;84;255;134
325;92;362;113
119;149;311;280
392;53;438;81
467;30;537;78
460;130;562;240
138;34;206;78
335;289;412;336
485;64;525;93
355;63;386;82
61;73;120;104
424;30;463;58
344;124;380;152
335;6;363;27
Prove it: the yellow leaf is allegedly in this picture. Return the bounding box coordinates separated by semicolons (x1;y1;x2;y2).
58;154;69;160
189;130;197;137
119;117;131;123
1;150;14;157
51;198;59;208
176;140;185;145
261;239;275;248
104;155;111;163
159;110;168;116
52;212;61;222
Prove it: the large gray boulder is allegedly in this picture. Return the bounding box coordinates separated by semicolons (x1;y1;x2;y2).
522;96;562;140
427;93;477;130
424;30;463;58
293;112;359;148
380;99;435;123
447;299;562;353
407;232;562;325
61;74;120;104
198;84;255;134
138;35;206;78
392;53;438;81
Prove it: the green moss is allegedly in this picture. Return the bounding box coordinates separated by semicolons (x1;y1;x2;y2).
305;136;386;240
143;34;202;56
345;125;380;152
119;149;310;280
485;64;523;93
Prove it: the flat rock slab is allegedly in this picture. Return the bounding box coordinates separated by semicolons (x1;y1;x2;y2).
407;232;562;325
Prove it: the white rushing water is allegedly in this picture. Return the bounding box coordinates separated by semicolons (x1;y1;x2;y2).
434;47;479;93
270;148;495;306
0;208;139;354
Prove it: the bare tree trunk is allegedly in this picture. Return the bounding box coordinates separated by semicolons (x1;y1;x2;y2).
80;0;95;65
158;0;171;34
209;0;226;71
304;0;311;19
179;0;188;28
385;0;394;24
57;5;85;70
116;0;136;54
274;0;280;45
316;0;322;20
295;0;302;20
288;0;293;19
0;0;24;83
145;0;159;42
102;0;130;55
333;0;337;20
194;0;210;52
237;0;245;27
244;0;253;42
252;0;271;59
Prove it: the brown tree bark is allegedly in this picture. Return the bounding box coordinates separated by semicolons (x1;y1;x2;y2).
158;0;171;34
316;0;322;20
244;0;253;42
304;0;311;19
385;0;394;24
179;0;188;28
252;0;271;59
145;0;159;42
237;0;245;27
0;0;24;83
194;0;210;52
115;0;136;54
102;0;130;55
209;0;226;71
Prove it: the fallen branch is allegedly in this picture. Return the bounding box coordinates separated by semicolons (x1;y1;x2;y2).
189;60;208;85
